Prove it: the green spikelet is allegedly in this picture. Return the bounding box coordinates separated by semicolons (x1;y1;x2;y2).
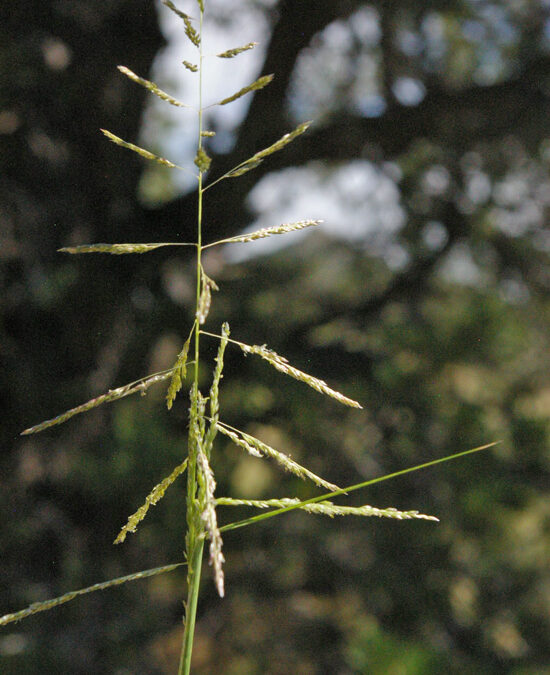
166;333;192;410
217;42;257;58
194;147;211;172
196;268;218;324
162;1;200;46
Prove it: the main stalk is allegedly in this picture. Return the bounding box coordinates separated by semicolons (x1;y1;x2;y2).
178;5;206;673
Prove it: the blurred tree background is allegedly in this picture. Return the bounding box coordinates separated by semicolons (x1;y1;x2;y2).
2;0;550;673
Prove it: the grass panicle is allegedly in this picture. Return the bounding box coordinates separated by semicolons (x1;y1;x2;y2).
194;147;211;172
114;460;188;544
10;3;495;673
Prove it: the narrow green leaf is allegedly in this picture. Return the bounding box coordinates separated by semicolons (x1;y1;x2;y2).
218;74;274;106
101;129;182;168
220;442;501;533
217;42;257;59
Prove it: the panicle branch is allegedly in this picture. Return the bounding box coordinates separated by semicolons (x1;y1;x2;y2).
216;497;439;522
118;65;192;107
216;422;339;492
114;460;188;544
21;370;174;436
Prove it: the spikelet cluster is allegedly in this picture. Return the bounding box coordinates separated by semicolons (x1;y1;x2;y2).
100;129;182;168
197;268;219;324
204;220;322;248
217;42;257;59
240;343;362;409
117;66;189;108
0;563;184;627
216;497;439;522
59;242;192;255
197;447;225;597
114;460;188;544
21;371;173;435
216;423;339;492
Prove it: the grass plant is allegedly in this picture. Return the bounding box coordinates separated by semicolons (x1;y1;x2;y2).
3;2;498;672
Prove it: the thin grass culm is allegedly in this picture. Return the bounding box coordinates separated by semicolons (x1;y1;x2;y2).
7;2;499;673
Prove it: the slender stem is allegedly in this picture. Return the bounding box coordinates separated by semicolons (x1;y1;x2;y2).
178;539;205;675
179;6;206;674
